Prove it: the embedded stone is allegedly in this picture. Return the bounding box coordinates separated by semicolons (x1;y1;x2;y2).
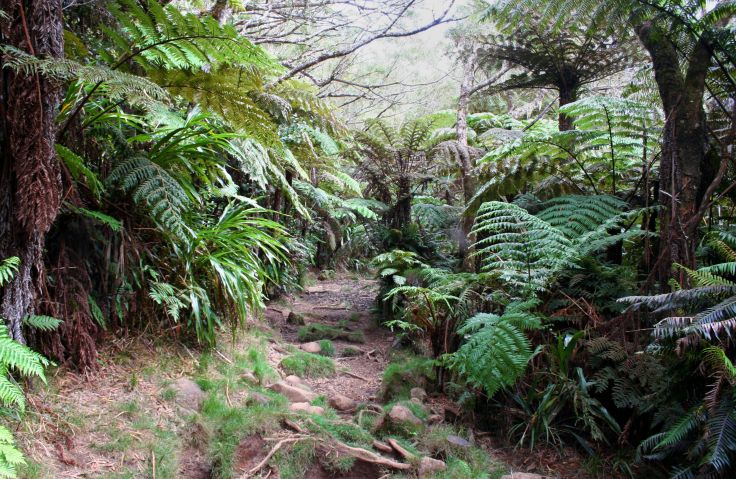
172;378;205;411
446;435;471;448
269;381;317;403
418;457;446;478
410;387;427;402
300;341;322;354
329;393;357;412
287;311;306;325
388;404;422;426
289;402;324;415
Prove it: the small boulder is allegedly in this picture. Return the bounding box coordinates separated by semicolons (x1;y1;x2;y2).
388;404;422;426
287;311;306;325
418;457;446;478
427;414;444;424
410;387;427;402
269;381;317;403
172;378;205;411
446;435;471;448
242;371;258;385
300;341;322;354
284;375;313;391
246;392;271;406
289;402;325;415
329;393;356;412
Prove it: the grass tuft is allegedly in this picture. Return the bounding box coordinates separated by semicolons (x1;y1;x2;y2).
317;339;335;357
280;351;336;378
297;323;365;343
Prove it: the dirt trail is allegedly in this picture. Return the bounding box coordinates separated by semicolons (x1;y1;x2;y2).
264;275;393;404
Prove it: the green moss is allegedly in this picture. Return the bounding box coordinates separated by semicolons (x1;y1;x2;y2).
317;339;335;357
17;459;46;479
382;356;434;401
306;415;374;448
146;427;179;479
160;387;177;401
280;351;335;378
341;346;362;357
380;400;427;437
94;425;135;452
297;323;365;343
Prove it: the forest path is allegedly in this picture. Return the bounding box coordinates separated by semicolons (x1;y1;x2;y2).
264;274;393;404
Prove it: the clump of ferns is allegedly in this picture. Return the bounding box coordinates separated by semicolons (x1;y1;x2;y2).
622;231;736;477
637;347;736;479
622;231;736;351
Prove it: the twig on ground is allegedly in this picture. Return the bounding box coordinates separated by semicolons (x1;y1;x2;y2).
341;369;368;381
241;437;303;478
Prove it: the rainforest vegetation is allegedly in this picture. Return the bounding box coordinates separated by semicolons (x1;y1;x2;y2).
0;0;735;478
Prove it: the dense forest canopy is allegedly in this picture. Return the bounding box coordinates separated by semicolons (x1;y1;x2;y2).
0;0;735;478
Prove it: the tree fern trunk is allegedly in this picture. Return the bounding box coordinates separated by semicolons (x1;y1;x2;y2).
391;175;412;230
0;0;64;342
457;54;478;271
557;84;577;131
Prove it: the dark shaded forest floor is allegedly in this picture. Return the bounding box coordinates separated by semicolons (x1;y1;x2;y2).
14;274;601;478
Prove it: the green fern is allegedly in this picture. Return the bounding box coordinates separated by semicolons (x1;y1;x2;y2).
470;96;660;211
107;156;191;237
451;300;541;397
0;425;24;479
0;258;19;288
22;316;63;332
622;232;736;341
471;201;575;291
106;0;272;72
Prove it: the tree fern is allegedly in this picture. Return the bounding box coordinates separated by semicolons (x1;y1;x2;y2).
470;95;660;210
451;301;542;397
107;156;191;237
536;195;626;237
471;201;575;291
106;0;272;72
0;425;24;479
472;197;643;292
622;232;736;341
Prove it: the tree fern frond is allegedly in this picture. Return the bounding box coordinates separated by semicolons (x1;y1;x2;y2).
107;156;191;237
452;302;541;397
0;258;20;288
0;324;49;381
22;315;63;332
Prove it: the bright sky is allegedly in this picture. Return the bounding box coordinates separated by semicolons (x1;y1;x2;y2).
350;0;472;120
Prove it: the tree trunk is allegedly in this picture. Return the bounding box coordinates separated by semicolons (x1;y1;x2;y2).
557;85;577;131
636;21;711;286
391;175;412;230
456;55;477;270
0;0;64;342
